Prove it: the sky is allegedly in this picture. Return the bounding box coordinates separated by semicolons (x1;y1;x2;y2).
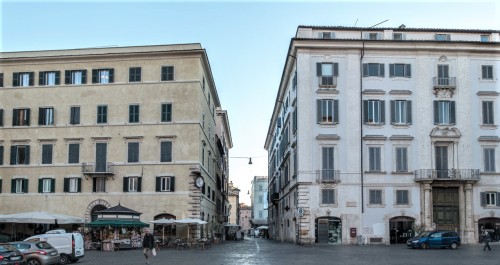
1;0;498;205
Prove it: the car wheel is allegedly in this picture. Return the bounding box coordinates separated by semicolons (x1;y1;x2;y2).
60;254;70;264
421;243;428;249
27;259;41;265
450;242;458;249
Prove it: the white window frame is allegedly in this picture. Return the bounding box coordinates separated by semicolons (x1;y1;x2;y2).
436;101;453;125
98;69;110;84
319;99;335;123
368;146;382;172
485;192;496;206
160;176;173;192
368;189;384;205
69;178;79;193
71;70;83;85
95;177;106;192
481;65;494;80
395;146;408;172
393;100;408;125
42;178;52;193
15;179;25;193
128;176;139;192
395;189;409;205
366;100;382;124
482;101;495;125
39;107;54;126
20;73;31;87
483;147;496;173
321;188;336;205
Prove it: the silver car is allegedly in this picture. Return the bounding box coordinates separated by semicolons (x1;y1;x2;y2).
9;241;60;265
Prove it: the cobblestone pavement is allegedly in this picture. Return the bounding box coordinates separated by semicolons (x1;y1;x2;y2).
79;238;499;265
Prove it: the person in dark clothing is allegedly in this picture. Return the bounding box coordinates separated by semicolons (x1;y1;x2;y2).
142;228;155;264
483;232;492;251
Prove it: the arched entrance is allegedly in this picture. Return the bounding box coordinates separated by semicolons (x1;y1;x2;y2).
84;199;111;223
389;216;415;244
478;217;500;242
153;213;177;237
315;217;342;245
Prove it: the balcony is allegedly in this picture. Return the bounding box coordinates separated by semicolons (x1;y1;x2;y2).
318;170;341;183
414;169;480;182
432;77;456;96
81;162;115;176
318;76;337;88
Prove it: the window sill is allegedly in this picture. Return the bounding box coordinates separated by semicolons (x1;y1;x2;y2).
480;124;498;130
393;204;412;208
320;203;338;208
316;88;339;94
391;171;411;175
391;123;411;128
364;171;387;174
366;204;386;208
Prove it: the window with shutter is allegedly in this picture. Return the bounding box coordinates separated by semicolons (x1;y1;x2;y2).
161;103;172;122
70;106;80;125
128;142;140;163
68;143;80;164
41;144;53;164
0;109;3;127
482;101;494;125
160;141;172;162
0;145;3;165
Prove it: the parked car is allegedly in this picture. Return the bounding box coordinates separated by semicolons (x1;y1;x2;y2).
24;233;84;264
0;243;27;265
9;241;59;265
406;231;461;249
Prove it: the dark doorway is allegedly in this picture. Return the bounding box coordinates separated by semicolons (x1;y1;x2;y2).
315;217;342;245
390;216;415;244
478;218;500;242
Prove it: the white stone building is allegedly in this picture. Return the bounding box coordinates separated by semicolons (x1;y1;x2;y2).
264;26;500;245
0;44;232;239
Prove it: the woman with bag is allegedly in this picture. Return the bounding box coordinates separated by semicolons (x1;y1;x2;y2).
142;228;156;264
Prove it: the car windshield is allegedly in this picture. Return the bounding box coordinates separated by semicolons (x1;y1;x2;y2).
10;243;30;250
418;231;432;237
0;244;18;252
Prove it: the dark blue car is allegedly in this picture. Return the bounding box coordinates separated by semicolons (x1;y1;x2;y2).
406;231;461;249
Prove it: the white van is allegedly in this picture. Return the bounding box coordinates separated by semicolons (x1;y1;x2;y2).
25;232;84;264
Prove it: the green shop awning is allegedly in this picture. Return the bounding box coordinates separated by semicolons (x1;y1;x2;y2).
87;219;150;228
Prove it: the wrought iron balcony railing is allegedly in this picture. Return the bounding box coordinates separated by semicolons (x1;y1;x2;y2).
81;162;115;175
433;77;456;88
318;170;341;183
414;169;480;182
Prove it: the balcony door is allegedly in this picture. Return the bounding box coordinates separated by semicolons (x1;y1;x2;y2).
437;65;449;86
95;143;107;172
435;146;449;178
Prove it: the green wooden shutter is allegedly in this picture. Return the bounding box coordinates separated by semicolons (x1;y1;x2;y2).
92;69;98;83
362;64;368;77
92;178;97;192
26;109;30;126
316;99;322;123
480;192;486;206
29;72;34;86
51;179;55;193
23;179;28;193
316;63;322;76
123;177;129;192
38;108;44;125
12;109;18;126
333;100;339;124
497;193;500;206
77;178;82;192
390;100;395;124
433;101;439;124
39;72;45;86
170;177;175;192
55;71;60;85
406;64;411;77
333;63;339;76
11;179;16;193
155;177;161;192
0;109;3;127
380;101;385;124
65;70;71;84
0;145;3;165
137;177;142;192
64;178;69;192
450;101;456;125
12;73;19;86
363;100;368;123
379;64;385;77
389;64;395;77
0;179;2;193
82;70;87;84
10;146;17;165
406;101;412;124
109;69;114;83
38;179;43;193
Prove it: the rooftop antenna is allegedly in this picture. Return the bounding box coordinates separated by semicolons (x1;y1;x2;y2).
354;18;359;27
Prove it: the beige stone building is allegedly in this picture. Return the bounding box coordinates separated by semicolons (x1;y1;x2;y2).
0;44;232;238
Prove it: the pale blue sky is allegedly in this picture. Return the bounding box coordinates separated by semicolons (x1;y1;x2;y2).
1;0;498;204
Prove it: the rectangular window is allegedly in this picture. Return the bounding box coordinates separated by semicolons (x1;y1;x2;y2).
0;73;3;87
320;32;334;39
129;105;140;123
389;64;411;78
41;144;53;164
482;101;494;125
93;177;106;192
396;190;409;205
92;68;114;84
484;148;496;173
363;63;385;77
160;141;172;162
364;100;385;124
369;189;382;204
13;72;34;87
482;65;494;80
369;147;381;172
68;143;80;164
124;176;141;192
64;177;81;193
317;99;339;124
481;35;490;42
435;34;451;41
395;147;408;172
393;33;404;40
322;147;335;181
97;105;107;124
434;101;456;125
161;66;174;81
322;189;335;204
0;108;3;126
390;100;412;125
258;211;263;218
367;33;379;40
39;71;60;86
70;106;80;125
12;179;28;193
316;62;338;86
38;107;54;126
12;108;30;126
10;145;30;165
128;142;140;163
65;70;87;85
39;178;54;193
486;192;497;206
129;67;142;82
161;103;172;122
156;176;175;192
258;195;263;203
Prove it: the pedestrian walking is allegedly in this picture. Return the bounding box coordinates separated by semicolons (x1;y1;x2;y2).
142;228;155;264
483;231;492;251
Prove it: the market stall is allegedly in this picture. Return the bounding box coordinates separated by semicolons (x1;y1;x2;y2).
86;204;149;251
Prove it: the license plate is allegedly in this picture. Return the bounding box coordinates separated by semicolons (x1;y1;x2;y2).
50;252;57;256
76;251;81;255
11;256;21;261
